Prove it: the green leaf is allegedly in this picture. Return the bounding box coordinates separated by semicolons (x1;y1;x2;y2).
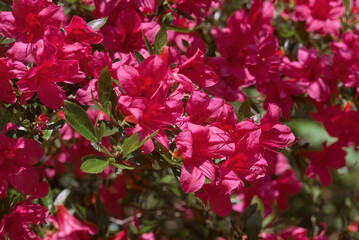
238;99;252;121
87;17;108;30
134;50;145;64
122;130;159;158
0;38;15;45
64;101;98;142
142;30;154;55
98;66;113;108
246;211;262;240
168;6;194;21
111;162;135;170
5;129;27;139
166;25;191;33
80;155;109;174
240;204;262;240
0;108;12;133
240;204;258;229
344;0;351;17
95;194;109;235
154;27;167;55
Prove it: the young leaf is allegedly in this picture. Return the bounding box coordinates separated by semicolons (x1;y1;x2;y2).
5;129;26;139
134;50;145;64
111;162;135;170
166;25;191;33
97;66;113;108
122;130;159;158
168;6;194;21
64;100;98;142
238;99;251;121
344;0;350;17
0;38;15;45
142;30;154;55
246;211;262;240
154;27;167;55
88;17;108;30
80;155;109;174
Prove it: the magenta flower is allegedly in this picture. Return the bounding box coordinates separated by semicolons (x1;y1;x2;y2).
176;123;234;193
0;0;64;60
292;0;344;36
0;57;27;104
117;55;168;99
304;142;346;187
0;123;44;198
282;48;334;102
0;201;48;240
195;166;243;216
16;28;83;109
46;204;98;240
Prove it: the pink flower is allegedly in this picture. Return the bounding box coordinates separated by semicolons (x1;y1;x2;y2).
0;123;44;198
101;8;159;54
0;0;64;60
0;57;27;104
304;141;346;187
291;0;344;36
64;15;103;45
99;174;128;219
273;170;302;210
175;49;219;88
117;55;168;99
47;204;98;240
16;28;83;109
195;166;243;216
331;31;359;89
280;226;309;240
183;89;237;128
311;104;359;147
176;123;234;193
0;201;48;240
282;48;335;102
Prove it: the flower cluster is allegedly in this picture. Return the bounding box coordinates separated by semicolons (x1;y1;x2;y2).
0;0;358;239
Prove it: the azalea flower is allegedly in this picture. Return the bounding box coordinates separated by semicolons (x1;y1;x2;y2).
0;123;44;198
0;201;48;240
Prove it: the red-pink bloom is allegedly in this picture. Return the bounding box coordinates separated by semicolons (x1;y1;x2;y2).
195;166;243;216
280;226;309;240
330;31;359;89
0;0;64;60
36;113;49;136
47;204;98;240
291;0;344;36
64;15;103;45
273;170;302;210
304;142;346;187
99;174;128;219
0;57;27;104
223;127;265;181
235;103;296;152
101;8;159;54
0;201;48;240
120;83;183;153
184;89;237;127
311;104;359;147
176;123;234;193
175;49;219;88
117;55;168;99
171;0;212;21
282;48;335;102
313;222;329;240
0;123;44;198
16;29;83;109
